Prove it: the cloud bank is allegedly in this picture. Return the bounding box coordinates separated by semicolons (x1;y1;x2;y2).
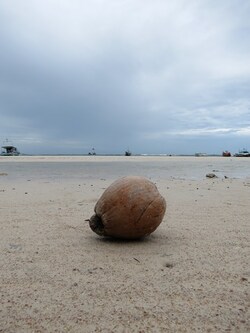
0;0;250;154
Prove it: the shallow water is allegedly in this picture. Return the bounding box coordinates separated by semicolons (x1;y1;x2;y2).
0;157;250;182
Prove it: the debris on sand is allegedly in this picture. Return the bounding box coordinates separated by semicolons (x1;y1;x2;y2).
206;173;218;178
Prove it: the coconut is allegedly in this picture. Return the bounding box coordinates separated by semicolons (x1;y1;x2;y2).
88;176;166;239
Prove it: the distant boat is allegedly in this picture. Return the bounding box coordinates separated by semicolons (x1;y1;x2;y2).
234;149;250;157
88;148;96;155
195;152;207;157
1;139;20;156
125;149;132;156
222;151;231;157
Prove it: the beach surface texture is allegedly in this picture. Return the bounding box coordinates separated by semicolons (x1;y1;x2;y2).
0;156;249;332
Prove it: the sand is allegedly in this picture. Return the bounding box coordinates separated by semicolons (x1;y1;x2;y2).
0;156;249;332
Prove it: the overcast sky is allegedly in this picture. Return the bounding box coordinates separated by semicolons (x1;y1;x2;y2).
0;0;250;155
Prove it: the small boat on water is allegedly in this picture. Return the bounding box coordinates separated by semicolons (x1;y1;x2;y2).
235;149;250;157
195;152;207;157
88;148;96;155
125;149;132;156
222;150;231;157
1;139;20;156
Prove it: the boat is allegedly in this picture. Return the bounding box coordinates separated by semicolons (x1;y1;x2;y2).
234;149;250;157
1;139;20;156
195;152;207;157
88;148;96;155
125;149;132;156
222;151;231;157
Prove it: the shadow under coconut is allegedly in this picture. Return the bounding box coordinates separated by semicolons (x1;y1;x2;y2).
91;231;170;246
95;235;155;244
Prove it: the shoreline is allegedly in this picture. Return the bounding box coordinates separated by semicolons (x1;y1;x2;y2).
0;155;250;181
0;154;248;162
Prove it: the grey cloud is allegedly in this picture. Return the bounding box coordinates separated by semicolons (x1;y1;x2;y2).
0;0;250;154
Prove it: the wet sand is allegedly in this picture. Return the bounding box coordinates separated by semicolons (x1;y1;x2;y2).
0;156;249;332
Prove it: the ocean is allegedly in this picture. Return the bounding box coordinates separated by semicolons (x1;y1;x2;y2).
0;156;250;182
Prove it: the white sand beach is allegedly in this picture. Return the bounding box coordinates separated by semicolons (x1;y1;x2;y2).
0;156;249;332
